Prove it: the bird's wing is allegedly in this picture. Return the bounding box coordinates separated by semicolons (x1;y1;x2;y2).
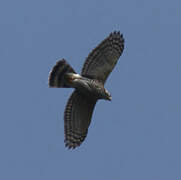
64;90;97;149
81;31;124;84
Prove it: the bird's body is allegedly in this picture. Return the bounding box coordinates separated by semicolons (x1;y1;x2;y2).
49;31;125;149
65;73;111;100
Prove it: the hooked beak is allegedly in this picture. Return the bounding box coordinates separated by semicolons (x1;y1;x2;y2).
107;96;112;101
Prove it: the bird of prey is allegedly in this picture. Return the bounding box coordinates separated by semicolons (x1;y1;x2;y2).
49;31;124;149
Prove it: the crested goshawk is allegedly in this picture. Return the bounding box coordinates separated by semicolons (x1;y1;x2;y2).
49;31;124;149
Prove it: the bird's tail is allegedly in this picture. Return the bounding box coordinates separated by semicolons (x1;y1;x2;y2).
49;59;76;88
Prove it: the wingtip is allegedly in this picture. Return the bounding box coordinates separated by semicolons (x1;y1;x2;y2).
110;31;124;39
65;142;79;149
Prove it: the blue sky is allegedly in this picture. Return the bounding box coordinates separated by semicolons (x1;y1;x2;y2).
0;0;181;179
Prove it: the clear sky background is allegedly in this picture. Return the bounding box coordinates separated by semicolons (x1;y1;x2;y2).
0;0;181;179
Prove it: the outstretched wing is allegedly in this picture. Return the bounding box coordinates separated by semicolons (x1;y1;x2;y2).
81;31;124;84
64;90;97;149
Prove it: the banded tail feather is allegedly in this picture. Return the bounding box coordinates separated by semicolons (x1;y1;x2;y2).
49;59;76;88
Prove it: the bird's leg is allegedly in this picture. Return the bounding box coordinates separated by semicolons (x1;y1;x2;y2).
65;73;82;83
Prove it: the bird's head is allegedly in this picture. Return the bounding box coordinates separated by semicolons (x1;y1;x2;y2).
104;89;112;101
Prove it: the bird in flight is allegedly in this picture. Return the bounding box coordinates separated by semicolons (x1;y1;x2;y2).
49;31;125;149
